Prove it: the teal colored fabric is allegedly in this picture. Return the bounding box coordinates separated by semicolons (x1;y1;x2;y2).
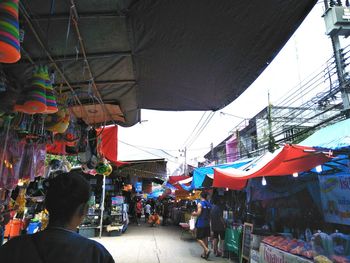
300;118;350;150
191;159;251;189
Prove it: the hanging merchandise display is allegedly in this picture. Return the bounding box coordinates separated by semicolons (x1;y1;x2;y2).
45;106;70;133
0;133;24;190
14;66;58;115
96;161;113;176
0;0;21;63
43;69;58;114
14;66;47;114
46;116;81;155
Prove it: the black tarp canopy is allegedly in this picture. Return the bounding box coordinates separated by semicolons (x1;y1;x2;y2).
2;0;317;127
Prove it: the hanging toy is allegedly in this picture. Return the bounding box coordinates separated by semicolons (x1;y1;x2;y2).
81;163;97;176
61;156;72;173
45;108;70;133
43;69;58;114
45;93;69;132
96;161;113;176
16;66;47;114
0;0;21;63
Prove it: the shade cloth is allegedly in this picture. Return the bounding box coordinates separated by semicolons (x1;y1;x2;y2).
147;188;164;199
300;118;350;150
129;0;317;111
191;159;252;189
167;175;191;190
213;144;331;190
97;125;128;167
4;0;317;127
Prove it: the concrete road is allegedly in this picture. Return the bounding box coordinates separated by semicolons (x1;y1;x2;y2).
93;223;232;263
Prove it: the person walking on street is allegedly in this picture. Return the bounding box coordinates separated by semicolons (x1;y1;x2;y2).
210;197;226;257
144;202;151;223
192;192;212;260
161;200;169;226
135;198;143;226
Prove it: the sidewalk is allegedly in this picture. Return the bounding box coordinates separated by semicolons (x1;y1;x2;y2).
93;222;232;263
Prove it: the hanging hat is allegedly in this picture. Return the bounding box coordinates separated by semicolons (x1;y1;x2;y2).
0;0;21;63
21;66;48;114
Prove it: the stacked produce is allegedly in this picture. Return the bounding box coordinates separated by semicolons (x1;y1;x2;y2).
262;236;313;259
262;232;350;263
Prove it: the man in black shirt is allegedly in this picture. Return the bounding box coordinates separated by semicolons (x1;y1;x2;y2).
0;173;115;263
210;198;226;257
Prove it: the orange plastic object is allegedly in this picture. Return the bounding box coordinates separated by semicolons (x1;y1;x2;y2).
0;42;20;63
4;219;22;238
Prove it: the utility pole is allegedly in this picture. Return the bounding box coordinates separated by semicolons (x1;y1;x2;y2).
236;129;241;160
184;147;187;176
267;91;276;152
324;0;350;117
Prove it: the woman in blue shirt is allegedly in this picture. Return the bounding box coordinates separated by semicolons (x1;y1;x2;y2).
192;192;212;260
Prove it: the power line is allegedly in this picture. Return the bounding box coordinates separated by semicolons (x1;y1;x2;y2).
208;48;349;161
119;140;179;164
186;112;216;149
182;112;208;148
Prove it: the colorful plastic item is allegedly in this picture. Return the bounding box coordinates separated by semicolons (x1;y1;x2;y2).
96;162;113;176
45;108;70;133
14;66;58;114
44;74;58;114
4;219;22;238
0;0;21;63
22;67;48;114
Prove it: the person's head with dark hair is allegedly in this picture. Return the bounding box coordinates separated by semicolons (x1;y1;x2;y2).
211;196;219;205
45;173;91;230
200;191;208;200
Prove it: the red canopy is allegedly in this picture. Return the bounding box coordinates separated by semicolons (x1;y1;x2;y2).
167;176;191;190
97;125;128;167
213;144;332;190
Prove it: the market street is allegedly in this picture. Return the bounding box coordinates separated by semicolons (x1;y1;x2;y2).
93;223;233;263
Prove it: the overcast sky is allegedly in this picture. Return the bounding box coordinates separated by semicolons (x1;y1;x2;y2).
118;3;346;173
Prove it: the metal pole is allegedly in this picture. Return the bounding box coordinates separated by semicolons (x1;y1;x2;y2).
210;143;215;164
324;0;329;9
331;35;350;115
324;1;350;117
99;175;106;238
184;147;187;176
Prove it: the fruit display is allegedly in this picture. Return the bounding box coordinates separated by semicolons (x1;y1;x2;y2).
262;235;314;259
262;232;350;263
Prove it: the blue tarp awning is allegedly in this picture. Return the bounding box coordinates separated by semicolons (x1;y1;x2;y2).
191;158;252;189
147;189;164;199
300;119;350;150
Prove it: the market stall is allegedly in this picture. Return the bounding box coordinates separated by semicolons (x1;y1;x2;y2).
218;120;350;263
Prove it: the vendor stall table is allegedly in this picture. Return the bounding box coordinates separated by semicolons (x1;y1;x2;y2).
260;243;313;263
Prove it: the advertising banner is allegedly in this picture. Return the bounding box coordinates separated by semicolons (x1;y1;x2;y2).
135;182;142;192
319;173;350;225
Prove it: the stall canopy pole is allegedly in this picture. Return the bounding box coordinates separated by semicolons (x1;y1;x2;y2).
99;175;106;238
